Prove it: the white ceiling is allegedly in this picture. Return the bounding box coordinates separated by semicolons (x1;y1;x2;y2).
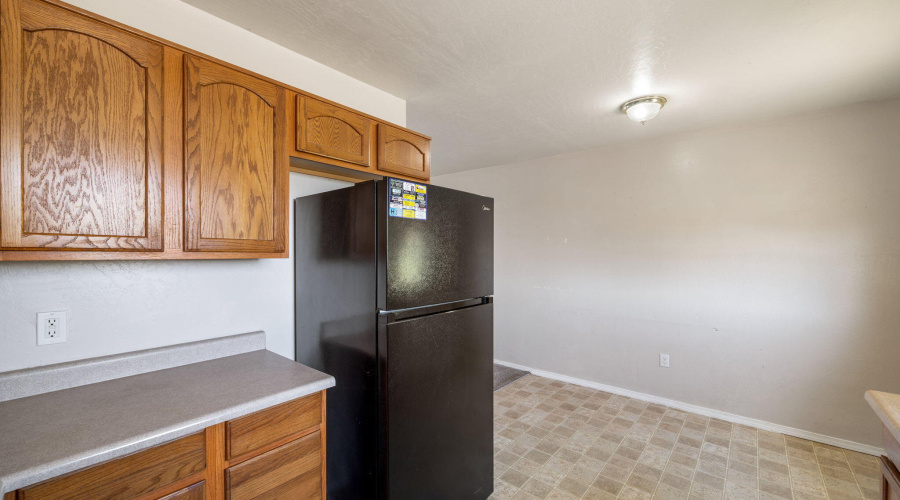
183;0;900;175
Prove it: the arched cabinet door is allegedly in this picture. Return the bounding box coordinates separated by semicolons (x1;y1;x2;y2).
297;95;373;167
183;55;288;254
0;0;164;251
377;124;431;181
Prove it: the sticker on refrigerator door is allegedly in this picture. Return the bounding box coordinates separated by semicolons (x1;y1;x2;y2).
388;179;427;220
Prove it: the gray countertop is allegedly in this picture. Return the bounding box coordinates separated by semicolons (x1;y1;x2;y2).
0;349;335;494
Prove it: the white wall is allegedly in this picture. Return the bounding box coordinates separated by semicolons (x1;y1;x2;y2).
0;0;393;371
0;173;351;371
433;97;900;448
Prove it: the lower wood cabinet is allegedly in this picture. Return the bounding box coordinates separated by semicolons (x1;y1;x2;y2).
158;482;206;500
4;392;326;500
882;426;900;500
226;432;322;500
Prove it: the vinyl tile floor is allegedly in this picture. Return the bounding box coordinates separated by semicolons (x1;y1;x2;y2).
489;375;880;500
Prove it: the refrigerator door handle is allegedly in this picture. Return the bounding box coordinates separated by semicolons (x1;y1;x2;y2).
379;297;493;322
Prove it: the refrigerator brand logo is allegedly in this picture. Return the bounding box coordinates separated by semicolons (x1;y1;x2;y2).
482;205;491;211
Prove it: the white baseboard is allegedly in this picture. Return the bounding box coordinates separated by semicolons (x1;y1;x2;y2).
494;359;883;457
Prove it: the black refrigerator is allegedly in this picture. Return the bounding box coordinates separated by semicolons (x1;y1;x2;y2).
295;178;494;500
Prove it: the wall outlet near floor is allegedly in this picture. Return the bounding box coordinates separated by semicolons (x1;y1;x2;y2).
659;353;670;368
37;311;67;345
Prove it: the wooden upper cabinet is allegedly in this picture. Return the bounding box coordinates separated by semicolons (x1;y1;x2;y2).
183;55;288;254
0;0;165;251
297;95;373;167
377;124;431;180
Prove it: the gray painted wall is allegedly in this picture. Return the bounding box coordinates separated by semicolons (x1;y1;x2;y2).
0;174;350;371
434;97;900;448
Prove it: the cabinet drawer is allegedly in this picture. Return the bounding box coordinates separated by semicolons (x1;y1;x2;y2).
157;481;205;500
377;124;431;180
297;95;373;167
19;433;205;500
226;393;322;459
225;431;322;500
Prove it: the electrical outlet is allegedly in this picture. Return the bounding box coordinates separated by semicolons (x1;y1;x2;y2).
37;311;67;345
659;353;670;368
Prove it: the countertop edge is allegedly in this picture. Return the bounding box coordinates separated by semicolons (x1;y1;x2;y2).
866;390;900;450
0;374;335;495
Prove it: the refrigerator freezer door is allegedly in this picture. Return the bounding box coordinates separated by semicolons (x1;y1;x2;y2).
378;302;494;500
378;180;494;311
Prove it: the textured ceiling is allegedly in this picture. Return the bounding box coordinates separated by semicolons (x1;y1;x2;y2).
183;0;900;175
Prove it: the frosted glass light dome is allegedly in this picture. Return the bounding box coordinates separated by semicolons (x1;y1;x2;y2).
621;96;667;124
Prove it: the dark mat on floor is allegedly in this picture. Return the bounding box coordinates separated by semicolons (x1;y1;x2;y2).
493;363;530;392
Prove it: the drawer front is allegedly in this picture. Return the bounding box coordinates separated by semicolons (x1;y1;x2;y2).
226;431;322;500
297;95;372;167
156;481;205;500
377;124;431;180
20;433;205;499
226;392;322;459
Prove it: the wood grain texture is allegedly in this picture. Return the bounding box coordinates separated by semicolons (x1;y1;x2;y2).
155;481;206;500
184;54;287;253
22;29;146;237
226;392;322;460
321;391;327;500
289;152;427;184
163;46;185;251
18;432;205;499
1;0;164;250
377;123;431;180
18;0;428;141
205;423;226;500
225;431;322;500
297;95;371;167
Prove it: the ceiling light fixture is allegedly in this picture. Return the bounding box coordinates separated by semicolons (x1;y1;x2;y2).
621;96;667;124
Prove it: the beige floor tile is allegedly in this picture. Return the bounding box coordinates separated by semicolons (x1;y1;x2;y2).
545;488;580;500
557;476;590;497
627;472;660;494
583;486;618;500
522;478;554;499
656;482;692;500
621;485;656;500
725;481;759;500
593;475;625;496
691;481;725;500
491;375;877;500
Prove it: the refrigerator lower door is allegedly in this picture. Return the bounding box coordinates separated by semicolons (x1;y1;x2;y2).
378;302;494;500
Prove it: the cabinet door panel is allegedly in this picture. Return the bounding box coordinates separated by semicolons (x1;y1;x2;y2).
225;431;322;500
156;481;205;500
0;0;164;250
377;124;430;180
226;392;322;460
184;55;287;253
18;433;205;500
297;95;372;167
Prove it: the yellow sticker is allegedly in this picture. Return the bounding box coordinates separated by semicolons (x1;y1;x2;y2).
415;185;426;194
403;194;415;200
402;209;416;218
403;200;415;207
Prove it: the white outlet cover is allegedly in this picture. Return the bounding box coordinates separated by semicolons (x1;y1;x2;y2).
660;353;670;368
37;311;67;345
